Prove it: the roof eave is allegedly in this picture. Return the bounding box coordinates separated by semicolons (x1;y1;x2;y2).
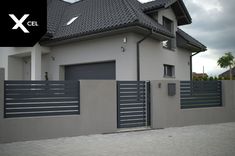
177;42;206;53
40;24;174;46
143;5;164;14
172;0;192;26
187;42;207;52
177;30;207;52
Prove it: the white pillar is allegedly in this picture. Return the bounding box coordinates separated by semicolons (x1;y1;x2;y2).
31;44;41;80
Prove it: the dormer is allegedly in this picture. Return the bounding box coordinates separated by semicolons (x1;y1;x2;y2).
142;0;192;26
142;0;192;51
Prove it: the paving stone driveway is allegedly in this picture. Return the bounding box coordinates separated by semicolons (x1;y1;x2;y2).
0;122;235;156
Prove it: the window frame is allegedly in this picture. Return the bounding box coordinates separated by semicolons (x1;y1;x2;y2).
163;64;175;78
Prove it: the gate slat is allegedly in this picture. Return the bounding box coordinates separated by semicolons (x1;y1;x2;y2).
118;123;146;128
5;111;79;118
5;97;78;103
120;115;146;120
6;106;79;113
6;102;79;108
119;97;145;100
120;104;146;108
119;119;146;124
120;107;145;112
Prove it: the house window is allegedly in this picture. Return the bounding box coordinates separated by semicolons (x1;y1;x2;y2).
162;17;174;50
164;64;175;77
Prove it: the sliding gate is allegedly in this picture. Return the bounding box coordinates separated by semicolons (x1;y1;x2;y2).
117;81;151;128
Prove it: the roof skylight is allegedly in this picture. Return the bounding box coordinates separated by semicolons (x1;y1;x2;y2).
66;16;78;26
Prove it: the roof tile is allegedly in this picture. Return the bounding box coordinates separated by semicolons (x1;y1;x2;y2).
45;0;174;42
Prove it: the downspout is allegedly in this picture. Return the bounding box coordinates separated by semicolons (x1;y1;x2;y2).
137;30;153;81
190;51;201;80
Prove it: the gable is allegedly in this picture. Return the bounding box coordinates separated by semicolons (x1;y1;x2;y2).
157;7;177;26
142;0;192;26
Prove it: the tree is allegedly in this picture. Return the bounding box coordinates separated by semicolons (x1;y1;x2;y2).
217;52;235;80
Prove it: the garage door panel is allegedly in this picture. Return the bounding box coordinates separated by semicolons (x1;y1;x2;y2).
65;61;116;80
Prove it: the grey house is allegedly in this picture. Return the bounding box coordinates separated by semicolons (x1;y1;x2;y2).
0;0;206;81
219;67;235;78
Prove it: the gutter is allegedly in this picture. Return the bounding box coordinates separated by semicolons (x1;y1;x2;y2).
136;30;153;81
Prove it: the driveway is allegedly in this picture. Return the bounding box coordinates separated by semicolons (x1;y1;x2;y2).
0;122;235;156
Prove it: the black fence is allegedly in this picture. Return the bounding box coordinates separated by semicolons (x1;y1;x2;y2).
180;81;222;109
117;81;151;128
4;81;80;118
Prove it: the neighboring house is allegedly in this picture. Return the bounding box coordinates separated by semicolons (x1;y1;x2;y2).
219;67;235;78
0;0;206;81
193;72;208;79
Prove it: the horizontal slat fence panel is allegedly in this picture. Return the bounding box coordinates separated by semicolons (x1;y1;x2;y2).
117;81;150;128
4;81;80;118
180;81;222;109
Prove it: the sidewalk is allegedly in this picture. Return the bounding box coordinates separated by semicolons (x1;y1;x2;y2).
1;122;235;156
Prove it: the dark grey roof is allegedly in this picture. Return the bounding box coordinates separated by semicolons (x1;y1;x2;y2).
43;0;175;43
177;28;207;51
47;0;70;35
42;0;200;46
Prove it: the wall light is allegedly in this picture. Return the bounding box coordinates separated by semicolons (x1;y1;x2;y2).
123;37;127;43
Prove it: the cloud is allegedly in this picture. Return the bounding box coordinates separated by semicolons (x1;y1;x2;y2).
181;0;235;75
182;0;235;48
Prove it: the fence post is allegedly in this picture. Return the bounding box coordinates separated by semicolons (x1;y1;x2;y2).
116;81;120;128
146;81;151;126
0;68;4;119
78;81;80;114
219;81;223;106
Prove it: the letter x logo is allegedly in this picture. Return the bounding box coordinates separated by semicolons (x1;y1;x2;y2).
9;14;30;33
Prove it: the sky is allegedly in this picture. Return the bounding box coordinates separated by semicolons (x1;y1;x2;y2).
65;0;235;76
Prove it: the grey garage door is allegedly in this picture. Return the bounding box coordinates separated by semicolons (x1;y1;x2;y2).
65;61;116;80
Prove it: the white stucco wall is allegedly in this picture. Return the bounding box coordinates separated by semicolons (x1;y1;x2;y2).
8;56;24;80
45;33;137;80
134;7;191;80
138;36;191;80
0;46;49;80
0;47;31;80
0;35;191;81
42;32;190;81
